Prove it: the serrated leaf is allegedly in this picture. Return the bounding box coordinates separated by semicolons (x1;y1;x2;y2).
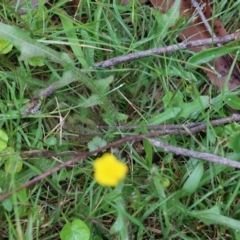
79;94;103;107
101;111;128;125
0;23;119;120
94;76;114;94
60;219;90;240
114;112;128;121
0;22;70;65
88;136;107;151
77;76;115;108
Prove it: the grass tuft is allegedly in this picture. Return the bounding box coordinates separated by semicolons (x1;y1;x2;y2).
0;0;240;239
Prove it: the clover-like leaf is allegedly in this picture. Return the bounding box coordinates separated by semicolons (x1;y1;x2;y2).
60;219;90;240
88;136;107;152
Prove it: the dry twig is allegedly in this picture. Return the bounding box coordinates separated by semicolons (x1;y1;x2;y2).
21;33;239;109
149;139;240;168
97;114;240;130
94;33;239;68
1;114;240;202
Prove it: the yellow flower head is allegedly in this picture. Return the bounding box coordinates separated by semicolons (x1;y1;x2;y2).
93;153;128;187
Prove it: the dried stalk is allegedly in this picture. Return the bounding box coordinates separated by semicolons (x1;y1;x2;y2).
1;114;240;202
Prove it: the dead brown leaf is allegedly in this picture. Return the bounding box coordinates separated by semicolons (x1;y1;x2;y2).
149;0;240;90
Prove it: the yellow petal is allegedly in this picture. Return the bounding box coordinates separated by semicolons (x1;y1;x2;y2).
93;153;128;187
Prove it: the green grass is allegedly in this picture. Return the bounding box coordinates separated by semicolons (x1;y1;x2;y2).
0;0;240;239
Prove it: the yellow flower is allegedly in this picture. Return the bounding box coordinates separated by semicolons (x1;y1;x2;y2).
93;153;128;187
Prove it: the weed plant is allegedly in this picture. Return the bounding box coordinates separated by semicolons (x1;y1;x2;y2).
0;0;240;239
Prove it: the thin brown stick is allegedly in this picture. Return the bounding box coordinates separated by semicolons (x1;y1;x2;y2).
1;114;240;202
191;0;216;41
97;113;240;130
21;33;239;115
149;138;240;168
22;114;240;158
94;33;239;68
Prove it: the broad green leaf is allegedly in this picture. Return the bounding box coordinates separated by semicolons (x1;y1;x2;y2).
178;96;209;118
114;112;128;121
28;57;45;67
0;129;8;151
60;219;90;240
81;29;95;65
93;76;114;94
17;188;28;203
44;137;58;146
180;161;203;197
88;136;107;151
0;22;68;64
79;94;103;107
152;170;170;225
102;111;128;125
188;205;240;230
167;66;198;82
224;94;240;110
163;91;183;108
79;76;114;107
148;107;181;124
143;138;153;166
2;198;12;212
142;116;153;165
5;155;23;173
110;187;129;238
199;164;228;188
110;213;125;234
0;23;119;119
161;177;171;188
188;46;240;67
228;132;240;153
0;37;13;54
